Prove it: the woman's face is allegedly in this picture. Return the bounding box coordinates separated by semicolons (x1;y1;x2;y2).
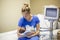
22;11;30;19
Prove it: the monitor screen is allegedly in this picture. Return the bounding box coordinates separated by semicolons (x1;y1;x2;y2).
46;8;57;17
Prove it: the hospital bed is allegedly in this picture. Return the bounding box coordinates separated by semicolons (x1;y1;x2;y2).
0;14;60;40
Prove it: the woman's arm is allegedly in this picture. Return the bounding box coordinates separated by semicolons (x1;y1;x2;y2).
31;23;40;36
27;23;40;38
17;27;21;37
17;27;25;37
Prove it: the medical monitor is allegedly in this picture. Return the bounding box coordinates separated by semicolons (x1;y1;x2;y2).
44;6;59;20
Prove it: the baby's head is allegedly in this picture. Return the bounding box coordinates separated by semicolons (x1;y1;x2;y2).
19;27;26;33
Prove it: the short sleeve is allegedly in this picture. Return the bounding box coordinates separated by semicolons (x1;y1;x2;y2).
18;18;23;27
36;16;40;24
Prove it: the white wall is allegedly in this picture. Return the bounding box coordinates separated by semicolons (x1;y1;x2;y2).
0;0;30;33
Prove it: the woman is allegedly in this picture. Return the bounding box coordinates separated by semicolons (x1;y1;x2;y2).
17;4;40;40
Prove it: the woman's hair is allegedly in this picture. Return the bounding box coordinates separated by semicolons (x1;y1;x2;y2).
21;4;30;13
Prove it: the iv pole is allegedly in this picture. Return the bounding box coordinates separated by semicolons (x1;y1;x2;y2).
48;19;54;40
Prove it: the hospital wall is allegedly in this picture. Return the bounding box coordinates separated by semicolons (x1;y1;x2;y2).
0;0;30;33
0;0;60;33
30;0;60;15
0;0;1;32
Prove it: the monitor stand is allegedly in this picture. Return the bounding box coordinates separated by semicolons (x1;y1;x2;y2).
48;19;56;40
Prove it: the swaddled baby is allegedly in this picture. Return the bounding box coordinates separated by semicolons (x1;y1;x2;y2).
19;25;35;37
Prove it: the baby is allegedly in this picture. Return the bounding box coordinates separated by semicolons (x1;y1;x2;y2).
19;25;35;37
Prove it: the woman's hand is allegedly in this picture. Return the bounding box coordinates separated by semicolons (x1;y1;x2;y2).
26;31;35;35
17;32;25;38
25;31;35;38
17;33;21;38
17;27;26;38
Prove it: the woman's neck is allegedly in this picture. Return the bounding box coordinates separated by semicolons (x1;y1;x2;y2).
27;14;32;21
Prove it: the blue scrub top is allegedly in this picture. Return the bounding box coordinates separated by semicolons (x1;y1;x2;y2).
18;16;40;28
